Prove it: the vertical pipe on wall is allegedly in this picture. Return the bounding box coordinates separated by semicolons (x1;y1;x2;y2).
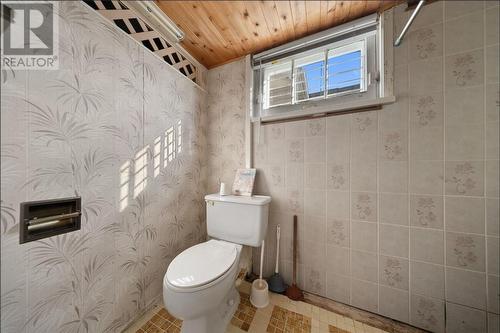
245;55;253;168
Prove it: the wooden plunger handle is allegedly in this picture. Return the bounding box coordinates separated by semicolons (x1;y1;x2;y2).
292;215;297;285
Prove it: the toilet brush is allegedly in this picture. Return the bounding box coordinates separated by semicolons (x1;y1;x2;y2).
250;239;269;308
268;225;286;293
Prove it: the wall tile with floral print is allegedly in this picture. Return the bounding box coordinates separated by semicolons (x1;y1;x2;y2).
409;23;443;62
380;255;409;290
445;49;484;88
410;195;444;229
266;123;285;141
410;294;445;332
304;266;326;295
351;192;377;222
287;189;304;213
326;218;349;247
410;93;444;128
445;161;484;196
351;111;378;162
287;138;304;162
305;118;326;136
380;129;408;161
269;165;284;187
446;232;485;272
327;163;349;191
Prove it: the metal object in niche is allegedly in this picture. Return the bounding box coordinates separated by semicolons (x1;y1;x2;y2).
19;197;81;244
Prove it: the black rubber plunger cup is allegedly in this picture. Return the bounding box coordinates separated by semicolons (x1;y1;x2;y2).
285;215;304;301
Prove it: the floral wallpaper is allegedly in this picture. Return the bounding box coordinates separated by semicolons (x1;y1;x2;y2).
206;59;246;193
1;2;207;332
250;2;499;333
1;1;498;333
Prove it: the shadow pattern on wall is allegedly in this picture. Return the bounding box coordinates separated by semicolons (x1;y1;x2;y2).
0;2;207;332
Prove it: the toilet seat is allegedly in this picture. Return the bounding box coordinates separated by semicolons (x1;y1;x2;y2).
166;240;238;289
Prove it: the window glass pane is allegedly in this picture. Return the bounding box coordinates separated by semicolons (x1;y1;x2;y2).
264;61;292;109
294;53;325;102
327;49;362;95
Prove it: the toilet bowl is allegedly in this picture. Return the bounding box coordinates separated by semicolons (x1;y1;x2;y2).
163;194;271;333
163;239;242;333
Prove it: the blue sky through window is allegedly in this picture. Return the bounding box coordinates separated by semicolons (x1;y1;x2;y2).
301;50;361;97
300;61;324;97
328;50;361;93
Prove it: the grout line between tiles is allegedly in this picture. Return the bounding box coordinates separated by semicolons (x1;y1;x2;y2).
482;5;490;331
349;113;353;307
376;105;381;315
406;26;412;325
442;2;448;329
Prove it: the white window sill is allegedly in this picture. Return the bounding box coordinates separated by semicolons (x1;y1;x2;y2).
252;95;396;123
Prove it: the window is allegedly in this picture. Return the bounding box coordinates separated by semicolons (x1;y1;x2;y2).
260;40;367;110
252;13;387;121
263;62;292;109
294;52;325;102
327;41;365;96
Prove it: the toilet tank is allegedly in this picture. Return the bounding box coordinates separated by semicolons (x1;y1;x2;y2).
205;194;271;247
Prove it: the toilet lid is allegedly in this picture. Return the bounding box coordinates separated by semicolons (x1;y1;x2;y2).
166;240;237;288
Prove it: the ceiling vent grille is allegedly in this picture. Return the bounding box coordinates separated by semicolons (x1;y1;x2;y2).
82;0;198;83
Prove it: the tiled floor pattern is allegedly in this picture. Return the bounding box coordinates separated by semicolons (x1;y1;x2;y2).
230;292;257;331
266;305;311;332
136;308;181;333
129;281;397;333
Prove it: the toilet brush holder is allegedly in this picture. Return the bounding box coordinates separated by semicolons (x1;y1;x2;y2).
251;239;269;308
250;279;269;308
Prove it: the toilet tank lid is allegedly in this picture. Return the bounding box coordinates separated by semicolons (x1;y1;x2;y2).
205;194;271;206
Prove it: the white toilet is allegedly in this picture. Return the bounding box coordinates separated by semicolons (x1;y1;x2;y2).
163;193;271;333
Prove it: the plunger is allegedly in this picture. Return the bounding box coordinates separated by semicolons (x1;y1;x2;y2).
286;215;304;301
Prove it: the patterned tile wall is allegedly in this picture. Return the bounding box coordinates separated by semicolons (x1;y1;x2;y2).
0;2;207;332
251;2;499;332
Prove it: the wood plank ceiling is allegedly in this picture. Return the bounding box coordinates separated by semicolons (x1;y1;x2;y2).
156;1;400;68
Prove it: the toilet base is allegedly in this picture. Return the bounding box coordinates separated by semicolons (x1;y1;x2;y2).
180;286;240;333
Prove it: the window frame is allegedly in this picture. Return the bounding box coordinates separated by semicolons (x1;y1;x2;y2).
257;32;373;113
293;51;327;104
263;61;293;109
326;40;367;98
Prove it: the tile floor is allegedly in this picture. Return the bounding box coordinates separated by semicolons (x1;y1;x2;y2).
125;280;409;333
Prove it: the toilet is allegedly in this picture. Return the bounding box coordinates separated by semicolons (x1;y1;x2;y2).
163;193;271;333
